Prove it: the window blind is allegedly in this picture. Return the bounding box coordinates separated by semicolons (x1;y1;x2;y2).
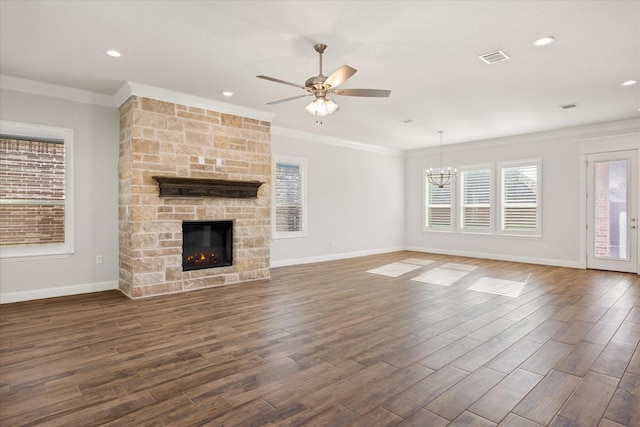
460;168;491;230
275;162;303;232
501;163;538;231
426;179;452;228
0;136;66;246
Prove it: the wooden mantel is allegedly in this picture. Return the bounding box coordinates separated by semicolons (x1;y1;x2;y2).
152;176;264;198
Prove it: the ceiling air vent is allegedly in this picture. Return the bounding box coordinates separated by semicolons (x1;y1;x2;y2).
479;50;510;64
559;103;580;109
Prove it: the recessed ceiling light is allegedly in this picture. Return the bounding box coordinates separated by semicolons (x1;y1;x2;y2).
398;119;413;124
621;80;638;86
105;49;121;58
222;91;234;97
559;103;579;109
532;37;555;47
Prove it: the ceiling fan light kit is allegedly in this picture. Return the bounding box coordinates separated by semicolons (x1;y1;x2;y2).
305;97;338;117
257;43;391;117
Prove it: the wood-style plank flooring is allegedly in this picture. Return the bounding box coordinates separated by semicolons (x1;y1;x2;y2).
1;251;639;426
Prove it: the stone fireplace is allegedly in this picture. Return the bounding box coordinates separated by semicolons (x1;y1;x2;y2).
118;95;271;298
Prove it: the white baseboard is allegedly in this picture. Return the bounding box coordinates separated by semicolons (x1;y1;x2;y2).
270;246;406;268
1;248;585;304
404;246;584;269
0;280;119;304
271;246;584;270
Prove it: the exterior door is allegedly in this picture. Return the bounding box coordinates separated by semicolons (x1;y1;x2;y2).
587;150;638;273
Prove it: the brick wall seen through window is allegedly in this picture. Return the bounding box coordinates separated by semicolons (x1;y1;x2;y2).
0;136;66;246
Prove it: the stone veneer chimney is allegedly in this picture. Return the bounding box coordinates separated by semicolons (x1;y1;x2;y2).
118;96;271;298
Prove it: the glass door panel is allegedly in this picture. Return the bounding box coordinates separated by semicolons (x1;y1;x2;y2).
587;151;637;273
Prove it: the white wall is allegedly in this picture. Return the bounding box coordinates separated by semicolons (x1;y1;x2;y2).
270;130;405;266
405;118;640;268
0;89;120;302
1;82;637;303
0;85;406;301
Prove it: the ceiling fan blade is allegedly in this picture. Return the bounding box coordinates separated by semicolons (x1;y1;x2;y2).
257;75;306;90
266;94;311;105
333;88;391;97
324;65;357;89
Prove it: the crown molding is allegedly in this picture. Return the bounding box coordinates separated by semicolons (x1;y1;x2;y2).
271;125;404;156
0;75;276;124
576;130;640;154
114;81;275;123
0;74;116;107
1;74;399;155
405;117;640;158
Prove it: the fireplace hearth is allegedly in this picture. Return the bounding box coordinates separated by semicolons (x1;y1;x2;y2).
182;221;233;271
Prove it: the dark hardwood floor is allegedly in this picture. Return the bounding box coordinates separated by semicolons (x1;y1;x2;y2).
1;251;639;426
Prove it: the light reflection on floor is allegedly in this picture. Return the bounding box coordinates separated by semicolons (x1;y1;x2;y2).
411;268;470;286
366;262;422;277
367;258;530;297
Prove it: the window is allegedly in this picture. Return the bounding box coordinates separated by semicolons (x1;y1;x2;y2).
272;155;307;239
423;158;541;238
499;159;541;236
0;121;74;259
459;166;492;231
425;172;453;230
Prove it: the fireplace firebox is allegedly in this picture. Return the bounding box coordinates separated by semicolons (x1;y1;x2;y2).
182;220;233;271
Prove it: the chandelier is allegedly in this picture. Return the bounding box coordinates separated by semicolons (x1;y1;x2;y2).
426;131;457;188
305;96;338;117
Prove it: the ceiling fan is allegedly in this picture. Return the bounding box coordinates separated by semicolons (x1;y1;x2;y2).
257;43;391;117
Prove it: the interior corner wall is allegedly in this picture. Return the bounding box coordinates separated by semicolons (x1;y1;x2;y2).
270;134;405;267
404;118;640;268
0;89;120;303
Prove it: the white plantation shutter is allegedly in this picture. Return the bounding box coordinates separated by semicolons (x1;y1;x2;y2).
460;168;491;230
425;175;452;229
273;155;307;238
275;163;303;232
500;161;540;234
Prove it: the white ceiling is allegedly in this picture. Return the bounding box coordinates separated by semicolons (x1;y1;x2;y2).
1;0;638;150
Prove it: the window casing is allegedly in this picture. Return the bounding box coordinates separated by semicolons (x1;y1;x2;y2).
0;121;74;260
423;158;541;237
272;155;307;239
499;159;541;236
459;166;492;232
424;171;453;230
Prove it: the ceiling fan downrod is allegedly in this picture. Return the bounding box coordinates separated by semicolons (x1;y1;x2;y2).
314;44;327;76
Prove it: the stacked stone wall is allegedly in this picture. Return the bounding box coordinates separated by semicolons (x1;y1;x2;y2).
118;96;271;298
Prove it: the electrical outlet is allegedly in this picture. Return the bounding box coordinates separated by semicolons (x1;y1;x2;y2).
96;255;103;264
198;156;205;165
